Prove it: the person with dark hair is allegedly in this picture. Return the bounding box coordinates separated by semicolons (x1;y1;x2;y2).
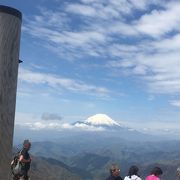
124;165;142;180
19;140;32;180
146;167;163;180
106;164;123;180
176;167;180;180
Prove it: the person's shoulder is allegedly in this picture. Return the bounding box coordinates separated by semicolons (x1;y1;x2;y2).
146;175;157;180
128;175;141;180
137;177;142;180
134;175;142;180
20;148;25;154
145;175;150;180
20;148;28;155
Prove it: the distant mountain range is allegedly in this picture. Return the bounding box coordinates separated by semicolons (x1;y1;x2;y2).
29;157;81;180
14;140;180;180
13;114;180;179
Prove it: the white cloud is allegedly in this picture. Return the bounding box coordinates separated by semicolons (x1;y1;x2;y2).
106;35;180;95
108;22;138;36
141;53;180;94
73;122;105;131
133;65;147;75
135;2;180;37
64;0;165;28
66;4;97;17
18;68;109;97
153;34;180;52
23;0;163;59
129;0;148;10
15;112;180;134
23;0;180;96
148;95;155;101
15;112;105;131
18;121;105;132
126;120;180;132
170;100;180;108
15;112;40;124
24;19;108;59
66;1;124;19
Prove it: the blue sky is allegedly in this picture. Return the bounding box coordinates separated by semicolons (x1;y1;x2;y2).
2;0;180;135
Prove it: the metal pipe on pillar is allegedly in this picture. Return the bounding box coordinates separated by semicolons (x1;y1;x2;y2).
0;5;22;179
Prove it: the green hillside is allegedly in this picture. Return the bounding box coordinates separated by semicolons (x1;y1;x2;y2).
27;157;81;180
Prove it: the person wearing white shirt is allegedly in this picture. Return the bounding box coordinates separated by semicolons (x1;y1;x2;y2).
124;165;142;180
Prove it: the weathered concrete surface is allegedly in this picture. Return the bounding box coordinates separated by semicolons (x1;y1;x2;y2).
0;6;22;179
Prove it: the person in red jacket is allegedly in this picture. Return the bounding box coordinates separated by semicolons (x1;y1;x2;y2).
146;167;163;180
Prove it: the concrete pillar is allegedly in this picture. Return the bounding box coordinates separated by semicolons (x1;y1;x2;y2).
0;5;22;179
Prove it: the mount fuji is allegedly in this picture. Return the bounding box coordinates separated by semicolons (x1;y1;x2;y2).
14;114;160;144
73;114;131;131
85;114;121;127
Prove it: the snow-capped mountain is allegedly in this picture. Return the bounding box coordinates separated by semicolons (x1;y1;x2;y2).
73;114;124;131
17;113;136;133
14;113;161;143
85;114;121;126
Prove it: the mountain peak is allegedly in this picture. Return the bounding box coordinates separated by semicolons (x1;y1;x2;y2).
85;114;120;126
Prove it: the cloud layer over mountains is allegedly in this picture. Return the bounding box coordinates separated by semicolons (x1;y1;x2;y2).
17;114;122;131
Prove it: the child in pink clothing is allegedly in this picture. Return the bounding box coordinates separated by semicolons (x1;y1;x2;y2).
146;167;163;180
146;174;160;180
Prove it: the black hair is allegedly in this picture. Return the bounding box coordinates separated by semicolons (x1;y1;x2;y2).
151;167;163;176
128;165;139;178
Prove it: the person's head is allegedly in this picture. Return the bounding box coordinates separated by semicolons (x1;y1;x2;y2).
151;167;163;177
23;139;31;150
110;164;120;177
128;165;139;177
177;167;180;177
